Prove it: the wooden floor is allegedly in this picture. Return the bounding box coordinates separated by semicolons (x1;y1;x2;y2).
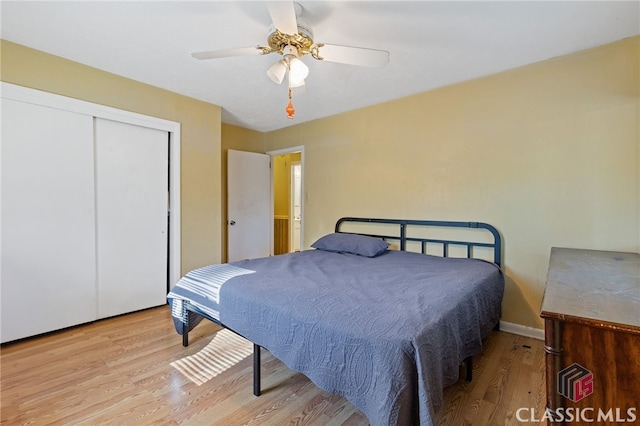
1;307;546;425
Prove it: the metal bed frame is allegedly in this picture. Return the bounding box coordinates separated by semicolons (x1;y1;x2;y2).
178;217;503;397
334;217;502;267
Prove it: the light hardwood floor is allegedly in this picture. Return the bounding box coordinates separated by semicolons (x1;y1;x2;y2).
1;306;545;425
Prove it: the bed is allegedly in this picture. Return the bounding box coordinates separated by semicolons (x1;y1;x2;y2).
167;217;504;426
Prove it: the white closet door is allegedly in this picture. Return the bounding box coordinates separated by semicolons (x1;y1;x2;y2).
95;118;168;318
1;99;97;343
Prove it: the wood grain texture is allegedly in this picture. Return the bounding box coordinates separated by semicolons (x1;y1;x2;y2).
541;248;640;425
274;217;289;255
541;248;640;332
1;307;545;425
546;321;640;424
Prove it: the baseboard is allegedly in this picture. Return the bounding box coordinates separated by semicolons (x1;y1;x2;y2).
499;321;545;341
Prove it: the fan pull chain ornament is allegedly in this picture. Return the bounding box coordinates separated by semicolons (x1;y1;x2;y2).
286;87;295;119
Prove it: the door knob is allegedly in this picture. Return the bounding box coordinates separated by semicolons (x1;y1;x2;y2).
229;220;236;226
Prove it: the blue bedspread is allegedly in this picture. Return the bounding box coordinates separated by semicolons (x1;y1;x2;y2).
226;250;502;425
169;249;503;425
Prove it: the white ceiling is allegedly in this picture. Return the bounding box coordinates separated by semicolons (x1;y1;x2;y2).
2;1;639;132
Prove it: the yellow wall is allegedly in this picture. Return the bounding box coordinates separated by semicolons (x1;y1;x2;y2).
273;155;290;218
263;36;640;330
1;40;223;273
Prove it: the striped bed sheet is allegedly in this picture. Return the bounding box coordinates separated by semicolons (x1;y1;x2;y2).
167;263;255;328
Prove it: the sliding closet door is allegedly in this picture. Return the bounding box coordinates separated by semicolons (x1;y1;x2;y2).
1;99;97;342
95;118;168;318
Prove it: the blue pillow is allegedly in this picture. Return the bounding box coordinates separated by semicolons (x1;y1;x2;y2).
311;233;389;257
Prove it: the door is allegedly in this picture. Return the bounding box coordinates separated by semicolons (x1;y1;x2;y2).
290;161;302;252
1;99;97;342
95;118;169;318
227;149;271;262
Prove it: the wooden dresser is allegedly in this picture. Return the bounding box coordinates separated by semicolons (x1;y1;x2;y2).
540;247;639;424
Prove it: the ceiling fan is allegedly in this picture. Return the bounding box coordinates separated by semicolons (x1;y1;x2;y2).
191;1;390;119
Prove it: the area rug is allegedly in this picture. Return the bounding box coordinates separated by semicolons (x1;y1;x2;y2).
171;329;253;386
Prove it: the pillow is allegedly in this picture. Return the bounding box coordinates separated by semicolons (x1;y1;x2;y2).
311;233;389;257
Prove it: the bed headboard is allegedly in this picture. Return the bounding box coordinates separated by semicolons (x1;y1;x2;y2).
335;217;503;267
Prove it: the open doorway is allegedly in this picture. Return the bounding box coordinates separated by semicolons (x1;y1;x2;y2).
269;146;304;255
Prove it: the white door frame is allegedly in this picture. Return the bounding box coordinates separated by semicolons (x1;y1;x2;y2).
267;145;305;251
0;82;181;287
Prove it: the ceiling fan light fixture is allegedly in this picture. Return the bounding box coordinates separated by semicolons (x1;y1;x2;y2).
267;59;287;84
288;57;309;84
288;76;305;88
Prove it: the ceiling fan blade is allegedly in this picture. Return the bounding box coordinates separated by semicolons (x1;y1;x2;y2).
267;1;298;35
191;47;263;60
315;44;390;68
